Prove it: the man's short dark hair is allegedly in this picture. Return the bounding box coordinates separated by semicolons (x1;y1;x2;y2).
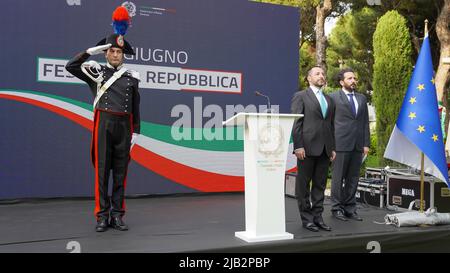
307;65;325;77
336;68;355;82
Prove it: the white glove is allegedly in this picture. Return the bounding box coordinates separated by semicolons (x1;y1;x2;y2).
130;133;139;151
86;44;112;55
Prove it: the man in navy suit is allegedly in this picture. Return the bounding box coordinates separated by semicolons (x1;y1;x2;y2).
329;68;370;221
291;66;336;232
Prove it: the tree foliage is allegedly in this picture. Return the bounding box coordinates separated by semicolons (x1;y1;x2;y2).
349;0;443;64
372;10;413;165
299;41;316;89
253;0;351;89
326;7;380;99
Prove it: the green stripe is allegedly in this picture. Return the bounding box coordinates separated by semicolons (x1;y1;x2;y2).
0;89;245;151
141;124;244;151
0;89;293;151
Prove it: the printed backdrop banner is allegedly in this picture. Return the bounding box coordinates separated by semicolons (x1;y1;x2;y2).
0;0;299;199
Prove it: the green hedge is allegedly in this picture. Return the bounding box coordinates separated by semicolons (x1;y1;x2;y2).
372;10;412;165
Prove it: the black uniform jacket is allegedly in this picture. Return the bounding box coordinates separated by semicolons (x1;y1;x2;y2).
65;52;141;134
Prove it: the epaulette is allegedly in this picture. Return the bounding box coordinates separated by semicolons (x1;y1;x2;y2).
127;69;140;81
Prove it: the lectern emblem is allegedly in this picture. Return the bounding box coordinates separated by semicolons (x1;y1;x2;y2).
258;124;284;157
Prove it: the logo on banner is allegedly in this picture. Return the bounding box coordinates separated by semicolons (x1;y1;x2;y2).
66;0;81;6
122;1;137;17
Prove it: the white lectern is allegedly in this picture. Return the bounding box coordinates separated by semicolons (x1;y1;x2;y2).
223;112;303;242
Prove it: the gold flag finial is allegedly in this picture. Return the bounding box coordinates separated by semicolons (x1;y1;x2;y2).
424;19;429;37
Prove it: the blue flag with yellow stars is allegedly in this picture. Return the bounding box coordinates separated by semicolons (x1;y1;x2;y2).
384;35;449;186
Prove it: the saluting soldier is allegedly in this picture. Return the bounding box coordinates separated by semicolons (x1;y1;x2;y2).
66;6;140;232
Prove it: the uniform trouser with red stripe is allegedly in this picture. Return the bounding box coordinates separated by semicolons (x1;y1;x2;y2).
93;110;132;220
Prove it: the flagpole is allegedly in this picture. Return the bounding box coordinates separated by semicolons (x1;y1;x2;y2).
420;152;425;212
419;19;429;213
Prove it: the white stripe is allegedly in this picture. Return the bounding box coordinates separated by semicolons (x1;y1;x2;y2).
0;90;297;175
136;134;297;176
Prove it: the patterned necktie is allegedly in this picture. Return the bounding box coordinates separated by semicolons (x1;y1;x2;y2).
348;93;357;117
319;91;327;118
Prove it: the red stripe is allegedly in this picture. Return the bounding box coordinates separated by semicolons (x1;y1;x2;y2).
129;113;134;138
122;114;134;211
0;94;92;130
181;88;241;95
0;94;245;192
93;110;101;218
131;145;244;192
181;66;242;74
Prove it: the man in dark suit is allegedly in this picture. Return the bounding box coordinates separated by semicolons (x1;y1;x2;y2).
329;68;370;221
291;66;336;232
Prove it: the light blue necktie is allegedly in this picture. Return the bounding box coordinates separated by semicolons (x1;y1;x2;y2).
318;91;327;118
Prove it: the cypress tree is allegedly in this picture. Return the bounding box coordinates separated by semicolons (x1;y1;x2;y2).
373;10;413;165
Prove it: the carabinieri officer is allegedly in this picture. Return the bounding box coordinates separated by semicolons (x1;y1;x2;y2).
65;6;140;232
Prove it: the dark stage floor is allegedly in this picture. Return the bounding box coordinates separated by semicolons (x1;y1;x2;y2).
1;193;450;253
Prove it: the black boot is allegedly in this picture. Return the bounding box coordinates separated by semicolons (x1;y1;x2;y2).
95;218;109;232
110;216;129;231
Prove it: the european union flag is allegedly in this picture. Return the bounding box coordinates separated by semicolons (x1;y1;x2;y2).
384;35;449;185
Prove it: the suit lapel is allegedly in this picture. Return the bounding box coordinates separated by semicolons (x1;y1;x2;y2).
324;94;332;119
355;93;363;118
306;88;323;118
